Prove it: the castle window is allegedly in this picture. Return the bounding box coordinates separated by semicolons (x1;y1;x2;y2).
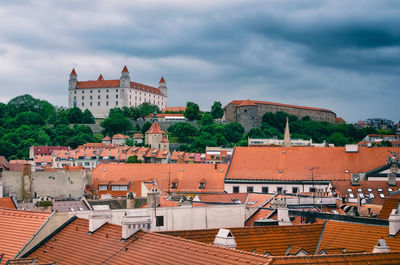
106;95;109;99
82;102;84;106
90;90;92;93
98;90;100;93
116;89;118;92
74;91;76;94
116;95;118;99
98;95;100;100
90;102;92;106
116;101;118;106
106;101;109;106
90;96;92;100
122;89;124;92
106;89;109;93
74;96;76;100
82;90;84;94
82;96;84;100
98;102;100;106
171;181;178;189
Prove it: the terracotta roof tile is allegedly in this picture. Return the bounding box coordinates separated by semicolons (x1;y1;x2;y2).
0;209;50;263
245;209;276;226
122;65;129;72
159;76;166;83
146;122;164;134
70;68;76;75
227;100;335;113
0;198;17;209
163;106;186;113
379;197;400;219
197;193;248;204
227;147;400;181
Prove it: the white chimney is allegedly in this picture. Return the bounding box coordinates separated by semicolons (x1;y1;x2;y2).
373;239;390;253
121;214;151;240
213;229;237;248
278;207;292;226
89;205;112;233
345;144;358;153
389;208;400;236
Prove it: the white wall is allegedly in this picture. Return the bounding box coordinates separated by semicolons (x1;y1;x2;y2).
224;183;329;194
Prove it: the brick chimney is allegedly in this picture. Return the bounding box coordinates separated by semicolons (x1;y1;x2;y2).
213;229;237;248
373;239;390;253
89;205;112;233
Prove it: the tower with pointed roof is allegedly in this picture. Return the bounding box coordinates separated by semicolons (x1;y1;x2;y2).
120;65;130;88
283;117;292;147
145;122;169;150
69;68;77;91
158;77;167;97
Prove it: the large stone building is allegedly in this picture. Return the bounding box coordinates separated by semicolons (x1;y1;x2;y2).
224;99;336;131
68;66;167;118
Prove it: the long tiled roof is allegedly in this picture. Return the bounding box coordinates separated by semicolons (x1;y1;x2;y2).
266;252;400;264
0;208;50;263
75;80;162;95
93;163;227;193
0;198;17;209
227;100;335;113
161;224;324;256
226;147;400;181
27;218;271;265
379;197;400;219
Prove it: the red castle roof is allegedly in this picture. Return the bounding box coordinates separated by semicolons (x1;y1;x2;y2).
146;122;165;134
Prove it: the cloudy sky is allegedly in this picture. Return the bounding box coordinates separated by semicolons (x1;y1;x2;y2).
0;0;399;122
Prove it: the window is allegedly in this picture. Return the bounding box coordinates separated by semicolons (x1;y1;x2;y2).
111;185;128;191
292;187;298;194
247;186;254;193
90;90;92;93
116;94;118;99
116;89;118;92
262;187;269;194
99;185;107;191
106;95;109;99
171;182;178;189
106;101;109;106
98;102;100;106
82;96;84;100
74;91;76;94
233;186;240;193
116;101;118;106
98;90;100;93
98;95;100;99
156;216;164;227
90;95;92;100
199;182;206;189
106;89;109;92
82;102;84;106
82;90;84;94
90;102;92;106
277;187;283;194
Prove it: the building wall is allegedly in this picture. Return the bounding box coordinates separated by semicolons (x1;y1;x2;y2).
2;169;90;201
146;133;163;149
224;183;329;194
224;102;336;131
72;204;245;231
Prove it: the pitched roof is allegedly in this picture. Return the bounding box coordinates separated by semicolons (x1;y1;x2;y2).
227;100;335;113
146;122;164;134
0;209;50;263
93;163;227;193
97;74;104;80
70;68;76;76
197;193;248;204
379;197;400;219
112;134;129;139
159;76;166;83
226;147;400;181
27;217;271;265
318;220;400;253
161;224;324;256
122;65;129;72
0;198;17;209
0;156;9;171
161;136;169;143
267;252;400;264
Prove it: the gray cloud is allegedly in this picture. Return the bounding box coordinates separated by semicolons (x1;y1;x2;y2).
0;0;399;123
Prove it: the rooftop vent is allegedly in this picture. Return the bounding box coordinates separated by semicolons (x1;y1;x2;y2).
213;229;237;248
373;239;390;253
345;144;358;153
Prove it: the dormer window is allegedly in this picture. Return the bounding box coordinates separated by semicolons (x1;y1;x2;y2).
199;181;206;189
171;181;178;189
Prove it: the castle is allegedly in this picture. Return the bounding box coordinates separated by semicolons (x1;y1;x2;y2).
68;66;167;118
224;100;337;131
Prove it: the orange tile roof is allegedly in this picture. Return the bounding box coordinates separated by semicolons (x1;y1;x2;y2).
146;122;164;134
267;252;400;264
0;198;17;209
33;155;52;164
93;163;227;193
112;134;129;139
28;217;271;265
102;136;111;141
132;133;143;139
319;220;400;253
227;100;335;113
0;208;50;263
161;136;169;143
379;197;400;219
159;76;166;83
245;193;275;208
245;208;276;226
197;193;248;204
161;224;324;256
145;113;185;118
226;147;400;181
122;65;129;72
163;106;186;113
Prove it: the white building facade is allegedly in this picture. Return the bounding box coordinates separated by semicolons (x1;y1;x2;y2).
68;66;167;118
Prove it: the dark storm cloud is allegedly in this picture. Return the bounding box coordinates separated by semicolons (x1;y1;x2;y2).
0;0;399;122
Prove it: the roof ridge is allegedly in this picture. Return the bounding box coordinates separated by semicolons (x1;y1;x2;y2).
147;230;272;259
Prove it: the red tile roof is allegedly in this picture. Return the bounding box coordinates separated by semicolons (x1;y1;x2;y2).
226;147;400;181
163;106;186;113
197;193;248;204
161;224;324;256
146;122;164;134
28;217;271;265
32;146;68;157
227;100;335;113
161;136;169;143
97;74;104;81
379;197;400;219
0;209;50;263
159;76;166;83
122;65;129;72
70;68;76;75
245;208;276;226
0;198;17;209
112;134;129;139
93;163;227;194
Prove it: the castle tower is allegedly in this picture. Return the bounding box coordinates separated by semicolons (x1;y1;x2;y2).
145;122;168;150
69;68;77;90
158;76;167;97
120;65;131;88
283;117;292;147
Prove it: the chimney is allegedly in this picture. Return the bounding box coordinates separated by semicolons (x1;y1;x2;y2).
213;229;237;248
147;189;160;208
89;205;112;233
373;239;390;253
278;207;292;226
345;144;358;153
121;214;151;240
389;207;400;236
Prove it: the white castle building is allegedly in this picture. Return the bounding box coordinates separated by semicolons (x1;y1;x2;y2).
68;66;167;118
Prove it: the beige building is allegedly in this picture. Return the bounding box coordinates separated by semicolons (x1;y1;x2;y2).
145;122;169;150
68;66;167;118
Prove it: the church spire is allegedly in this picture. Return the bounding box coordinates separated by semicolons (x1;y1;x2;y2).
283;117;292;147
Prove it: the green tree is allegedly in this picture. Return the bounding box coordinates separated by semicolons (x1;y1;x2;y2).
15;112;45;126
200;113;214;126
101;113;133;136
168;122;198;142
83;109;95;124
184;102;200;121
139;103;160;118
223;122;244;143
328;132;349;146
141;121;152;134
67;107;85;124
125;155;142;163
211;101;224;119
